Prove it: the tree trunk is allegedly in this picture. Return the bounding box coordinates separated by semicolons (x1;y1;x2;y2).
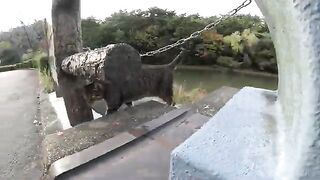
61;43;141;84
52;0;93;126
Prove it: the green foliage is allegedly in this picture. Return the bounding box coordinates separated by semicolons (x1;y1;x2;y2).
222;29;259;54
0;8;275;74
80;8;275;72
241;29;259;47
0;41;21;66
0;41;12;50
0;48;21;65
22;50;47;69
215;15;267;36
39;56;49;72
40;70;54;93
0;20;46;53
245;35;277;73
22;50;46;61
216;56;242;68
81;17;103;48
223;31;243;53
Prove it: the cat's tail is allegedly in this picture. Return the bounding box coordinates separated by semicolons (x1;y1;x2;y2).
168;49;188;69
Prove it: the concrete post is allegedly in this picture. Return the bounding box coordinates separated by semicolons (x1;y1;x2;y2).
255;1;320;179
170;1;320;180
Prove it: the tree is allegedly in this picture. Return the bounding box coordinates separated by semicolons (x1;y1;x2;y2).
0;20;47;59
52;0;93;126
77;8;274;69
0;41;21;65
215;14;266;36
81;17;102;48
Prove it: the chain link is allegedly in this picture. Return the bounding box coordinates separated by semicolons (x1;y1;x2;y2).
140;0;252;57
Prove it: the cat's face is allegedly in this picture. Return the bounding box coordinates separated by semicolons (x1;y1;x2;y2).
83;83;104;104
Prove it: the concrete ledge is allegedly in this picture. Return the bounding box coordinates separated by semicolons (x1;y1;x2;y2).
170;87;278;180
39;86;239;179
42;101;175;172
58;112;207;180
188;86;239;117
39;90;64;136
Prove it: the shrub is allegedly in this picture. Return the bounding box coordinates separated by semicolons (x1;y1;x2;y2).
216;56;242;68
223;31;242;53
40;70;54;93
0;48;21;65
39;56;49;73
173;84;207;104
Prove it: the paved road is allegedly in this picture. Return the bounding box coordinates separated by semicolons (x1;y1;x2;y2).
0;70;42;180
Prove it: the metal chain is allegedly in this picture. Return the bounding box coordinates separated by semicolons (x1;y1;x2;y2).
140;0;252;57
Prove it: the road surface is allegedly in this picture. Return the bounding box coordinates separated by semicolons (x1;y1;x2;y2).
0;70;42;180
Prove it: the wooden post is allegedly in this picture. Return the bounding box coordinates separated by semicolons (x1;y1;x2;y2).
52;0;93;126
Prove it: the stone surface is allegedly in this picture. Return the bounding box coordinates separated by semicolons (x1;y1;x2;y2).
40;86;238;179
170;87;277;180
42;101;175;172
59;113;209;180
55;87;238;179
187;86;239;117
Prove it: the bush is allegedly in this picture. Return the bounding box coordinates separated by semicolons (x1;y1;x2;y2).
39;56;49;73
216;56;242;68
173;84;207;104
40;70;54;93
0;48;21;65
223;31;242;53
22;50;47;69
247;35;277;72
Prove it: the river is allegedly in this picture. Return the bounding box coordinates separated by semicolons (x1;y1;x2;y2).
174;67;278;92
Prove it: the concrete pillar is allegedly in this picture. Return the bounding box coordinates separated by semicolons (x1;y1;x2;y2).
170;1;320;180
255;1;320;179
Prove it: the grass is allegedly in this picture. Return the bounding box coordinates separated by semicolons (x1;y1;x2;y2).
173;83;207;104
40;70;55;93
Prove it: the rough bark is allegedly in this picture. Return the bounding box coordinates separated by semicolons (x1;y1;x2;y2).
61;43;142;84
46;20;61;96
52;0;93;126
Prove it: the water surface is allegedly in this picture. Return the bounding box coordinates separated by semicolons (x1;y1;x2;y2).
174;68;278;92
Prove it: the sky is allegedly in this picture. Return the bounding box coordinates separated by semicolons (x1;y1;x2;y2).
0;0;262;32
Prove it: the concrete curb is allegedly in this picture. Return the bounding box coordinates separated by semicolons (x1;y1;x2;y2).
38;86;239;179
46;108;189;179
41;101;176;175
39;90;64;136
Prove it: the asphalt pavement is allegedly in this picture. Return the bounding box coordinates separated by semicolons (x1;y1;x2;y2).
0;70;42;180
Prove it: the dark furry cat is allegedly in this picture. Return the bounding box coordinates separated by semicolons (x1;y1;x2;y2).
83;50;187;114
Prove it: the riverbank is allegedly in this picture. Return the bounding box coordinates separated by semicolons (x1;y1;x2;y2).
176;65;278;79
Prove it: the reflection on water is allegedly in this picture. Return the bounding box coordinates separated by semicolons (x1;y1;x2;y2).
174;68;278;92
